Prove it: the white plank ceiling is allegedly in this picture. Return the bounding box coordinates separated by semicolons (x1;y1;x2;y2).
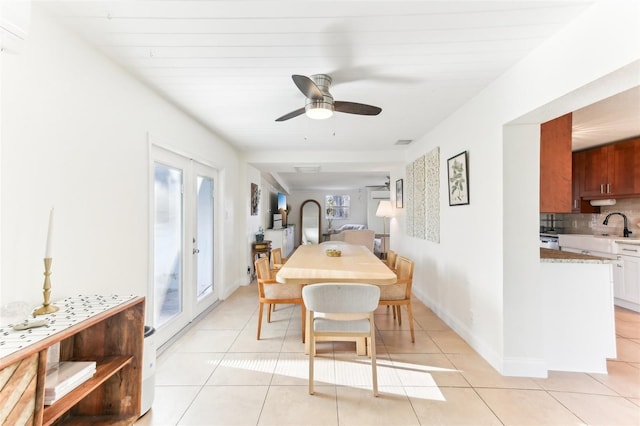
40;1;638;190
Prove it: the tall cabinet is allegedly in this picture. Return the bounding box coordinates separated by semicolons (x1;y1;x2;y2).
264;226;295;258
540;113;572;213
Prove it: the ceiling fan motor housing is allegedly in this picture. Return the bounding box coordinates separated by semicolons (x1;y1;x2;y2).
305;74;334;115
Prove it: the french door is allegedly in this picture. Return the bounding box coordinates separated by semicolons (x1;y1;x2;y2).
152;147;218;346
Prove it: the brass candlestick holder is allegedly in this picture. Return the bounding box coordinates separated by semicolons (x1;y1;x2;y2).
33;258;59;316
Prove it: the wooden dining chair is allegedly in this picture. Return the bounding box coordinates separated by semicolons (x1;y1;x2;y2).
386;249;398;272
378;256;415;342
302;283;380;396
254;257;305;342
271;247;287;270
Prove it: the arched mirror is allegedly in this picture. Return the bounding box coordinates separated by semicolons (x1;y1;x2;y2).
300;199;321;245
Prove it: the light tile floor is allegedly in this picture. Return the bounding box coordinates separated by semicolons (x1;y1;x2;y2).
136;284;640;426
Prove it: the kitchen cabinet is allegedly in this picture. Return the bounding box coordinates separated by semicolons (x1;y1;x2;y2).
580;137;640;198
615;243;640;311
264;225;295;258
540;113;572;213
0;296;144;426
571;151;599;213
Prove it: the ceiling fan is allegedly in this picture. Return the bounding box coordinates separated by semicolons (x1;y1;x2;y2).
365;176;390;190
275;74;382;122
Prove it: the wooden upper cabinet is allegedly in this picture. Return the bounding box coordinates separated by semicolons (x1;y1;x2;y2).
572;151;599;213
540;113;572;213
580;137;640;198
609;139;640;195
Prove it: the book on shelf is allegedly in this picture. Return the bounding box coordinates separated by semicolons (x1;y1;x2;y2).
44;361;96;405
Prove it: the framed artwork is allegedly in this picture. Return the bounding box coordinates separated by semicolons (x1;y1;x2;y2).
395;179;403;208
250;183;260;215
447;151;469;206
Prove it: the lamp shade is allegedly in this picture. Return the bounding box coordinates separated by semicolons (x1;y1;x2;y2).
375;200;393;218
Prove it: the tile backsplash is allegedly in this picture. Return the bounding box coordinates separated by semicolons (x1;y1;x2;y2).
540;198;640;236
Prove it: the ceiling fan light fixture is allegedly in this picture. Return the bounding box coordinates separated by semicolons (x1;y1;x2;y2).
305;100;334;120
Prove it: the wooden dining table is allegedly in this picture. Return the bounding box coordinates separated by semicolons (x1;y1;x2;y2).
276;243;397;354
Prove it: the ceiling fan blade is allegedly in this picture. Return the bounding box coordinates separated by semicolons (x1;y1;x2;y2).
275;107;306;122
334;101;382;116
292;75;323;100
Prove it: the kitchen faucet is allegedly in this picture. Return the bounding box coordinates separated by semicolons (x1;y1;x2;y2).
602;212;632;238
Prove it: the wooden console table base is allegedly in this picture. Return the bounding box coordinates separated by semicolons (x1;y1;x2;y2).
0;295;144;426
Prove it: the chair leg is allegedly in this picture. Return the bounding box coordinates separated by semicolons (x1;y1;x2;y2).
301;304;306;344
267;304;272;323
392;304;396;320
406;302;415;343
369;315;378;397
257;302;264;340
396;305;402;326
309;326;315;395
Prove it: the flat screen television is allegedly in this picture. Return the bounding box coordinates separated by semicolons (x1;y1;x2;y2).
277;192;287;211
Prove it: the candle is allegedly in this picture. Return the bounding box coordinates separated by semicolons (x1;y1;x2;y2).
45;208;54;258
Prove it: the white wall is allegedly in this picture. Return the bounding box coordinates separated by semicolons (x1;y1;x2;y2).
394;0;640;376
0;7;245;314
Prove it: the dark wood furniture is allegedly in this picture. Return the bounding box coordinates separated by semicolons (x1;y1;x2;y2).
572;151;599;213
540;113;572;213
580;137;640;199
0;296;144;426
251;240;272;280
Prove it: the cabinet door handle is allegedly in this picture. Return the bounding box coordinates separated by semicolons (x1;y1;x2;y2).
573;200;578;209
622;248;638;253
607;183;611;194
600;184;604;194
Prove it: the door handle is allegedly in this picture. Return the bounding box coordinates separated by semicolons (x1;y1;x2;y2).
193;248;200;254
600;184;604;194
606;183;611;194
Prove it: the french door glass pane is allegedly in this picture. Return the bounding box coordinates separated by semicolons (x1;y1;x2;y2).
196;176;214;299
154;163;183;327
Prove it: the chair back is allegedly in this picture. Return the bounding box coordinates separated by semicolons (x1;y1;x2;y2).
303;283;380;314
341;230;376;252
395;256;414;298
255;257;273;282
271;248;284;265
396;256;414;281
386;250;398;270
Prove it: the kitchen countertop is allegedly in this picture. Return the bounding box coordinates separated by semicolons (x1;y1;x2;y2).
540;248;614;264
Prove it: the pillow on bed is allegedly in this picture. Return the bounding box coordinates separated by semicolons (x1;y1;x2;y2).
337;224;366;231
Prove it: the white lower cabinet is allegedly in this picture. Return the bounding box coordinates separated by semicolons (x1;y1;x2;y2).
264;226;295;258
615;243;640;311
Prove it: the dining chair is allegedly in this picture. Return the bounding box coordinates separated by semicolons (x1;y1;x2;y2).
378;256;415;342
254;257;305;342
271;247;287;270
302;283;380;397
386;249;398;271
